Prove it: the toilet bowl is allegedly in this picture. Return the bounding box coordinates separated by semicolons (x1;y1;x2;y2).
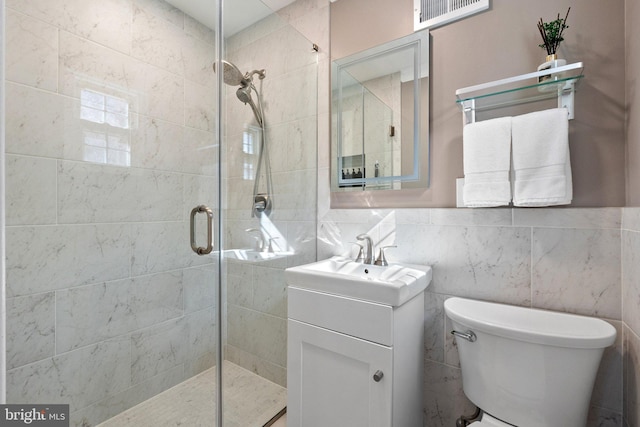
444;297;616;427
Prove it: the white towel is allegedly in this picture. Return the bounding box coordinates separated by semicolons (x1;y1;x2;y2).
463;116;512;207
512;108;572;206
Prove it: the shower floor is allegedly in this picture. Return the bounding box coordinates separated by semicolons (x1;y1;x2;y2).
97;361;287;427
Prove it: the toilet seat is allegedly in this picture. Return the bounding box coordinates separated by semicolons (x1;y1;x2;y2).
469;413;516;427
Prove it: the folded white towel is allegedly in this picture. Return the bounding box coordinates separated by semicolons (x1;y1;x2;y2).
463;116;512;207
512;108;572;206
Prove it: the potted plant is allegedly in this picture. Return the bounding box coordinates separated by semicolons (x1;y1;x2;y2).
536;8;571;82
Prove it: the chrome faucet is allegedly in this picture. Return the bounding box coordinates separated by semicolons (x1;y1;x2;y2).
246;228;266;252
356;233;374;264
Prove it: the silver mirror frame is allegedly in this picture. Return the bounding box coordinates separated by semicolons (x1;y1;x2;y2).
332;30;429;188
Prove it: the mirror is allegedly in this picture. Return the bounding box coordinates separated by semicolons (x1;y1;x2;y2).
331;30;430;193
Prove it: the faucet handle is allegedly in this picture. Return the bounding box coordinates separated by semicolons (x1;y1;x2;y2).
374;245;397;266
267;237;279;253
349;242;365;263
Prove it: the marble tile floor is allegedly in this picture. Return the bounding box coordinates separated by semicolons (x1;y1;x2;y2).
98;361;287;427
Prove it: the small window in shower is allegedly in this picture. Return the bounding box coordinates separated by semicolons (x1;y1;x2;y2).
242;127;256;155
242;125;260;181
80;89;131;167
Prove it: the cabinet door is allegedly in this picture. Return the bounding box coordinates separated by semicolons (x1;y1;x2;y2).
288;319;393;427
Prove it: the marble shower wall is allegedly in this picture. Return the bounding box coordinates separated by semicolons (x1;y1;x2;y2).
623;208;640;427
221;0;325;386
318;207;625;426
4;0;218;425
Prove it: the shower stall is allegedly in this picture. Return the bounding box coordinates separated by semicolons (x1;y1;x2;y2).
0;0;318;425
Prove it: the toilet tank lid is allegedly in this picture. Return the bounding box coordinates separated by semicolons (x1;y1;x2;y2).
444;297;616;349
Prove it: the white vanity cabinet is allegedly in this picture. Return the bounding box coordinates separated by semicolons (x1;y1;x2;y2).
287;286;425;427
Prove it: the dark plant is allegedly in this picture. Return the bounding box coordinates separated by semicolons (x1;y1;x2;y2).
537;7;571;55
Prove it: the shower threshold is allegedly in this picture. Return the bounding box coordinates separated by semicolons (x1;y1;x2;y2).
97;361;286;427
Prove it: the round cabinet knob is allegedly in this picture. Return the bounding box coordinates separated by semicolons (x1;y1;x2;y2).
373;370;384;382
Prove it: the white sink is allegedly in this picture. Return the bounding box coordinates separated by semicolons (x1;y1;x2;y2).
285;256;432;306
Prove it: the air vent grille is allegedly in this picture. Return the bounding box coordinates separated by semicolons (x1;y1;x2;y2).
414;0;489;31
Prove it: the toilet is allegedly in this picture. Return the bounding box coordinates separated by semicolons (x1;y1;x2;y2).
444;297;617;427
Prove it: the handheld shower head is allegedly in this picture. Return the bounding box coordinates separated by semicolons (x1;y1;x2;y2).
237;85;263;126
236;85;253;104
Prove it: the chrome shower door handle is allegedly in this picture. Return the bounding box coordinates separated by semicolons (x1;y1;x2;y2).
190;205;214;255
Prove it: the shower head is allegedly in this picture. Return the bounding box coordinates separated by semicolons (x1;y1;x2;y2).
213;60;248;87
213;59;265;126
214;61;266;87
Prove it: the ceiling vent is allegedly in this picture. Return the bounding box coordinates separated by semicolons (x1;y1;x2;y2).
414;0;489;31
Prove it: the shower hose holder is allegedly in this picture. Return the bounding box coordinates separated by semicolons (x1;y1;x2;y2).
253;193;271;217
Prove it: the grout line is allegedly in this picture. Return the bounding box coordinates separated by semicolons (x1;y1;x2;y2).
54;290;57;357
530;227;534;308
621;227;625;328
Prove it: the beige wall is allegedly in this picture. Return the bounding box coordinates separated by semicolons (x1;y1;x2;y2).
332;0;627;207
330;0;413;60
627;0;640;205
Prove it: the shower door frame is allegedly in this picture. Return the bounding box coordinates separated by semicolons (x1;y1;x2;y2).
214;0;224;425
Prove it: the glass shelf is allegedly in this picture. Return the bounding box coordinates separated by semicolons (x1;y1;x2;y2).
455;62;584;124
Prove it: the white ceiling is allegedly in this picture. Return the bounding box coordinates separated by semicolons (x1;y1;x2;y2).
164;0;297;36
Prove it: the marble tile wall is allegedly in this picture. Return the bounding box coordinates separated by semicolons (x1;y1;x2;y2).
623;208;640;427
4;0;218;425
225;255;291;387
318;207;625;426
221;0;324;384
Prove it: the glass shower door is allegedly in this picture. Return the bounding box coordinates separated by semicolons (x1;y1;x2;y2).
220;0;318;426
2;0;223;425
2;0;318;424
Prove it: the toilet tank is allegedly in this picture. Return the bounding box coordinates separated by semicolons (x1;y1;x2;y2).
444;297;616;427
